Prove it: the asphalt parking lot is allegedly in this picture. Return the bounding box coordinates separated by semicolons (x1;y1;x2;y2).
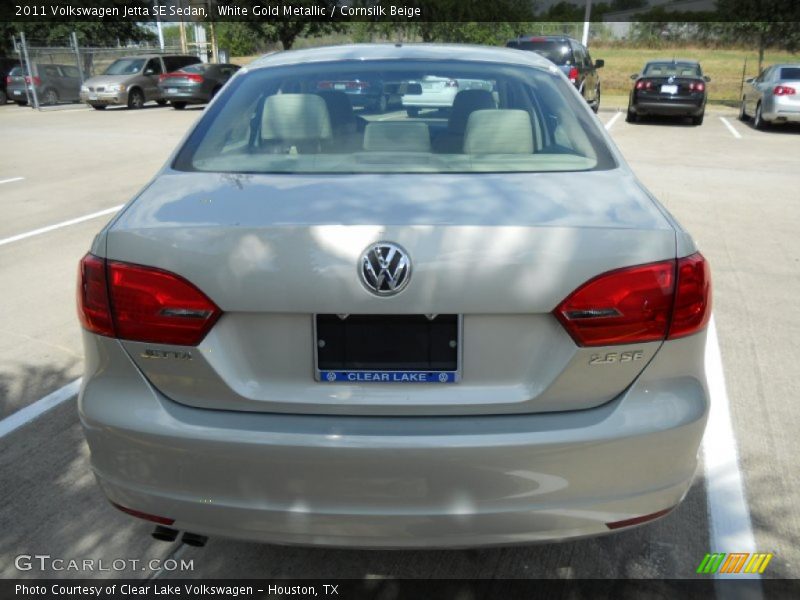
0;100;798;583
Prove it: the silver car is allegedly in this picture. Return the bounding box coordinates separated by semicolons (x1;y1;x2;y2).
78;44;711;548
739;63;800;129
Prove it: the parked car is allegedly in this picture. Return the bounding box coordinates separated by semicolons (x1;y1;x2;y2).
78;44;711;549
157;63;240;109
627;60;709;125
80;54;200;110
315;74;390;112
401;75;494;116
1;57;21;104
5;63;82;106
739;64;800;129
506;35;603;112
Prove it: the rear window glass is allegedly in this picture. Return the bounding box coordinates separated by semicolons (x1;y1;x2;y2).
506;41;573;66
9;66;27;76
174;59;615;175
643;63;702;77
180;64;208;74
104;59;145;75
779;67;800;80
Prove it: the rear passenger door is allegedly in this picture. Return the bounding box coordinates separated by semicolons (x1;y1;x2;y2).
142;57;164;100
59;65;81;100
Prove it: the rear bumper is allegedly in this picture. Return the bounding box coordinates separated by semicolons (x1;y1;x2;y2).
631;100;704;116
159;89;210;104
79;332;708;548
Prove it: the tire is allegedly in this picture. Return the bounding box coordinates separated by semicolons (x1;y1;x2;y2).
172;101;187;110
42;88;59;105
592;86;600;113
0;89;7;104
127;88;145;110
91;104;106;110
738;98;748;121
406;107;419;117
15;101;27;106
155;99;167;106
692;112;704;126
754;102;768;130
625;106;637;123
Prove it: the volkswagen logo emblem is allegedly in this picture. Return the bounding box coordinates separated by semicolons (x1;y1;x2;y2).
359;242;411;296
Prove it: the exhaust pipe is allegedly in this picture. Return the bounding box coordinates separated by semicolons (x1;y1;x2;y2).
152;525;179;542
181;532;208;547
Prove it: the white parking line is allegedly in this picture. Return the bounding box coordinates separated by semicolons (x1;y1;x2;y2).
0;177;25;185
703;317;760;582
719;117;743;139
0;378;81;439
0;205;123;247
604;111;622;131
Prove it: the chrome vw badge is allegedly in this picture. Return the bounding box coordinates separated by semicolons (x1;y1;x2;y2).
359;242;411;296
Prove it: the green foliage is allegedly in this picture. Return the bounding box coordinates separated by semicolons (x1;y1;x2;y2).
0;21;155;55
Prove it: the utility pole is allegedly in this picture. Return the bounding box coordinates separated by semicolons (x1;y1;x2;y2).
582;0;593;47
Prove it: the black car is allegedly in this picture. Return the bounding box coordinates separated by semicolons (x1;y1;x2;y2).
627;60;710;125
315;75;391;113
506;35;603;112
158;62;240;109
1;57;21;104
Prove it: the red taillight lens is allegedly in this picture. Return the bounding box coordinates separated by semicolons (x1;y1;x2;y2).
158;74;167;82
554;253;711;347
568;67;579;83
635;79;653;90
5;76;11;84
77;254;115;337
690;82;705;92
186;73;204;83
667;253;711;339
110;502;174;526
24;75;40;85
773;85;796;96
77;254;221;346
554;260;675;347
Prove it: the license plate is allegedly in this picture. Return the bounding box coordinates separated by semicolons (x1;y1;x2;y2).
88;93;97;100
315;314;461;384
661;84;678;94
334;83;346;90
13;90;21;95
167;88;177;94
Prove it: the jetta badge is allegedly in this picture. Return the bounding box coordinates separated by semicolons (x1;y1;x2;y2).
359;242;411;296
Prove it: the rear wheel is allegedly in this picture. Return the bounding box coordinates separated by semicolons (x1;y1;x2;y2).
172;101;187;110
42;88;59;105
91;104;106;110
15;100;27;106
0;89;7;104
155;99;167;106
127;89;145;110
754;102;768;130
738;98;748;121
692;112;704;126
625;105;637;123
406;107;419;117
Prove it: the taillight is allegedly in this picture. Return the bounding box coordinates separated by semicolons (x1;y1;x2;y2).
77;254;114;337
689;82;705;92
186;73;204;83
773;85;796;96
77;254;221;346
25;75;41;86
158;74;167;82
5;76;11;84
635;79;654;90
568;67;579;83
667;253;711;340
554;253;711;347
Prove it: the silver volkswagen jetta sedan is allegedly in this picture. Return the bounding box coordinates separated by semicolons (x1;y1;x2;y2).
77;44;711;548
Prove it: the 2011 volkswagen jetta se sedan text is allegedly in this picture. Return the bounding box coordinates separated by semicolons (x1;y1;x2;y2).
77;44;711;548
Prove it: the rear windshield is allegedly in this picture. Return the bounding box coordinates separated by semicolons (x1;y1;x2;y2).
779;67;800;80
506;41;573;66
643;62;702;77
104;58;145;75
179;64;207;74
8;66;27;76
174;59;615;175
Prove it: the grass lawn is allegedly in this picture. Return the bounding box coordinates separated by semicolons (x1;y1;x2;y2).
234;44;799;106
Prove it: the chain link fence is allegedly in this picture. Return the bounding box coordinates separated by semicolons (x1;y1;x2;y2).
9;32;202;109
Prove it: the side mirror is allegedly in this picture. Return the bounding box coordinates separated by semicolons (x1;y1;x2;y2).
704;75;711;83
630;73;638;80
144;68;155;76
594;59;604;69
745;77;754;84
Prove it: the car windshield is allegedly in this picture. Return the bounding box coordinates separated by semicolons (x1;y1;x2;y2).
8;66;27;77
104;59;145;75
643;62;701;77
507;41;573;66
175;59;614;175
779;67;800;80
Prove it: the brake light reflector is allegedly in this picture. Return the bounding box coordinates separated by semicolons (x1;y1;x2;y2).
77;254;221;346
568;67;579;83
667;253;711;339
773;85;796;96
186;73;204;83
77;254;114;337
554;260;675;346
110;502;174;526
